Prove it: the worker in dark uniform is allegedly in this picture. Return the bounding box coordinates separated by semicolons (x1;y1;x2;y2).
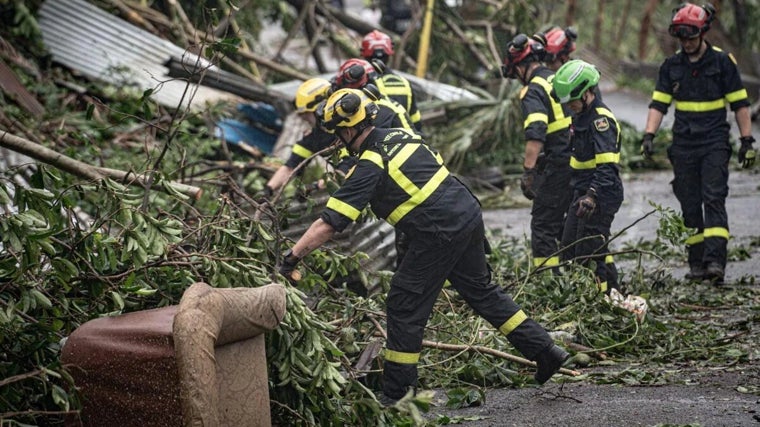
278;88;569;405
552;60;624;294
334;57;418;266
531;26;578;72
360;30;423;132
501;33;573;273
264;78;354;197
641;3;755;284
334;58;416;135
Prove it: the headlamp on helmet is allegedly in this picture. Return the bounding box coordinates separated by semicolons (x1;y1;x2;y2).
501;33;545;79
668;2;715;39
336;58;377;89
321;88;379;132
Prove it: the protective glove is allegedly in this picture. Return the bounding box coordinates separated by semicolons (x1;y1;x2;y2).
278;249;301;283
738;136;756;169
575;189;597;219
520;168;537;200
640;132;655;160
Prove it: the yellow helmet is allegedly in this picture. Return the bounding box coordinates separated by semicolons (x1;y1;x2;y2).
321;88;378;131
295;78;332;113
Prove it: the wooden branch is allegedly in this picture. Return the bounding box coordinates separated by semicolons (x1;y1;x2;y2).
422;340;581;378
0;131;203;199
441;15;493;71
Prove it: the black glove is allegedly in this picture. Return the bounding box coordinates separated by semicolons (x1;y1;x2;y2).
575;189;597;219
738;136;756;169
278;249;301;282
520;168;537;200
640;132;655;160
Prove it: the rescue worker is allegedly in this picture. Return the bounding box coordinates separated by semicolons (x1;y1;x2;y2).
264;78;353;197
552;60;624;294
278;88;569;404
333;58;416;134
501;33;573;273
640;3;756;284
360;30;423;132
335;57;418;266
532;26;578;72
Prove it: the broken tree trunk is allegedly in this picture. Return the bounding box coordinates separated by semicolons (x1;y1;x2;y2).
0;131;203;199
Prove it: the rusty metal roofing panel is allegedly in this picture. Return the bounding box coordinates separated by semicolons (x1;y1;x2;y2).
38;0;240;109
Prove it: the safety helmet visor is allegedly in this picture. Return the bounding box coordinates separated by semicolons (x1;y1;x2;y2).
669;23;701;39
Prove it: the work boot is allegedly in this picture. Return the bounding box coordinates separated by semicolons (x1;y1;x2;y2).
534;344;569;384
703;262;725;285
378;393;399;407
684;264;705;281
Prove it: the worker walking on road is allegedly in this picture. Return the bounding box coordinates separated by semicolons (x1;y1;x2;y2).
640;2;756;284
502;33;573;273
278;88;569;405
553;60;624;294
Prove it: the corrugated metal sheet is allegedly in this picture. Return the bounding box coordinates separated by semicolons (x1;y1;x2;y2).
38;0;240;109
268;71;480;102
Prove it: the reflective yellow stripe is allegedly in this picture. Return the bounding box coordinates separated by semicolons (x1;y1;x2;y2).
652;90;672;104
675;99;725;112
685;233;704;245
410;111;422;123
498;310;527;335
605;255;614;264
326;197;361;221
547;116;571;134
338;147;350;158
387;166;449;225
570;156;596;169
595;152;620;164
384;349;419;364
704;227;729;240
725;88;748;103
360;150;384;168
378;98;413;130
533;256;560;267
598;281;608;293
524;112;548;129
292;144;313;158
532;76;570;134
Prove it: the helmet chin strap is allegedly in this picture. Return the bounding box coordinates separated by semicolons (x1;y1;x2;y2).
339;126;368;154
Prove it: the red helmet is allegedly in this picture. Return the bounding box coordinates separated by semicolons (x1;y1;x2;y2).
361;30;394;60
501;33;545;79
669;3;715;38
538;26;577;60
335;58;377;89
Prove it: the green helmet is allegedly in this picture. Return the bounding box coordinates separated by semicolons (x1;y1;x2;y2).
552;59;600;103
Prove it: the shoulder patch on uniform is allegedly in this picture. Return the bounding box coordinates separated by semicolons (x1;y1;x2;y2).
728;52;738;65
594;117;610;132
519;86;529;100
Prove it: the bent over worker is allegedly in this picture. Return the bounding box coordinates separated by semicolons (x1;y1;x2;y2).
502;33;573;272
553;60;624;294
640;2;756;284
278;88;569;404
264;78;354;197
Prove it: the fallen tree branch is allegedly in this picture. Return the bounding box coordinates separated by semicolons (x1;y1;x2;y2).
0;131;203;199
421;340;581;378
